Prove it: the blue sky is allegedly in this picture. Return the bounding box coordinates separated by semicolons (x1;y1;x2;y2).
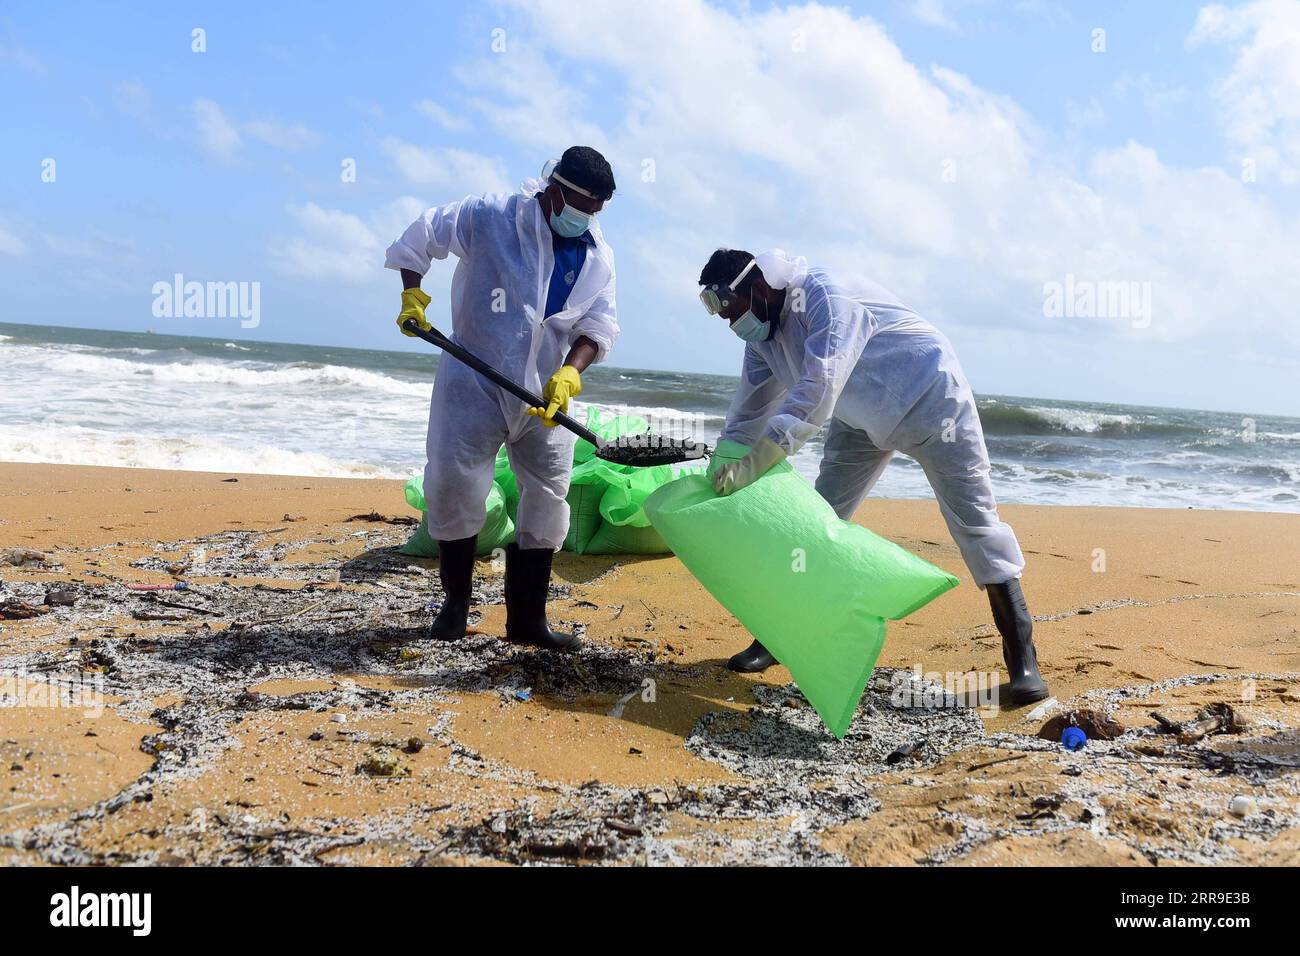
3;0;1299;415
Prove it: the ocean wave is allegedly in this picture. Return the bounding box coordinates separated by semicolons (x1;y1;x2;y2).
978;403;1138;435
978;403;1295;447
0;425;411;479
991;461;1111;482
23;350;432;398
1229;461;1300;484
975;402;1224;438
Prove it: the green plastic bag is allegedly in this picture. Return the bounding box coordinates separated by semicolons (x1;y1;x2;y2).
564;444;681;554
399;476;515;558
404;408;692;557
493;446;519;523
506;407;688;555
644;440;959;738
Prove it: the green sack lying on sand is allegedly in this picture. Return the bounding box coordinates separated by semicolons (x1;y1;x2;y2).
404;408;687;557
644;439;959;738
399;475;515;558
564;449;677;554
495;408;684;555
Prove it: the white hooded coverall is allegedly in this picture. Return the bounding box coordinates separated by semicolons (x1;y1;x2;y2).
720;251;1023;587
385;179;619;551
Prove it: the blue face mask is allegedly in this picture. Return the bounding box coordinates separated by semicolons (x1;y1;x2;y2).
549;204;592;238
730;310;771;342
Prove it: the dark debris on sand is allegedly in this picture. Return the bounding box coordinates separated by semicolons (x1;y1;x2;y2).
3;525;1299;866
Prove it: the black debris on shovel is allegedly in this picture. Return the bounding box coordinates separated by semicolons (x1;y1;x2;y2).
587;431;709;468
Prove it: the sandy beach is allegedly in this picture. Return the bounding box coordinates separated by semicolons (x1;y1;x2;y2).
1;460;1298;866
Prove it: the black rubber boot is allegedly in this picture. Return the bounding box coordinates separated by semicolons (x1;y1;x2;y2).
504;543;579;652
987;578;1050;705
428;535;477;641
728;640;776;673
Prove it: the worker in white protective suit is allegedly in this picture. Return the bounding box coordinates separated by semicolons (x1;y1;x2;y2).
699;248;1049;705
385;147;619;652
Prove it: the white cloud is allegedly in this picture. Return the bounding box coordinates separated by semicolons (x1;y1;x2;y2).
415;99;468;131
271;204;379;282
270;198;425;284
911;0;959;29
1188;0;1300;181
1112;73;1190;118
475;0;1300;364
381;138;511;195
193;99;242;163
454;45;608;151
192;99;322;161
245;118;322;152
1188;3;1250;44
1065;96;1106;134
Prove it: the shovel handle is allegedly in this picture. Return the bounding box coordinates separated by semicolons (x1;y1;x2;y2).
402;319;605;447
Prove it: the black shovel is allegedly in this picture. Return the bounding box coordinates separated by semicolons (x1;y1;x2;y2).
403;319;709;468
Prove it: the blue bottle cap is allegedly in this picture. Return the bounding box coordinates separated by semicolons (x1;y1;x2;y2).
1061;726;1087;751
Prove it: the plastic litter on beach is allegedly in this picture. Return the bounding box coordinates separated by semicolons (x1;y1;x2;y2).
1;548;47;567
886;740;926;764
1229;795;1256;818
1060;727;1088;751
126;582;188;592
1024;697;1059;722
347;511;417;526
1150;702;1247;744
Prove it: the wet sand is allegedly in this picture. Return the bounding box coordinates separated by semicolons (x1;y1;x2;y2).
1;461;1298;866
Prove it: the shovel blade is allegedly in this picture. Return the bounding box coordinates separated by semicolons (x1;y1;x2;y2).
595;436;711;468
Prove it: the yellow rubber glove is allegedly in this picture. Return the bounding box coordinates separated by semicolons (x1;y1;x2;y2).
712;437;787;495
529;365;582;427
397;287;432;336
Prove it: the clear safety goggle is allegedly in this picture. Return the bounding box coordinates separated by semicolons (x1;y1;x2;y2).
541;158;597;200
699;258;757;316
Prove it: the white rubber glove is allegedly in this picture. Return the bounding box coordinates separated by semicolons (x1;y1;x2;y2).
712;438;787;496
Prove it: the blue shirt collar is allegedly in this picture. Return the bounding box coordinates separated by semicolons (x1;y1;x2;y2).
552;226;596;248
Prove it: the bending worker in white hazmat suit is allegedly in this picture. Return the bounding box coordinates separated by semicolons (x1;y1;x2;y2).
386;147;619;652
699;248;1049;705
